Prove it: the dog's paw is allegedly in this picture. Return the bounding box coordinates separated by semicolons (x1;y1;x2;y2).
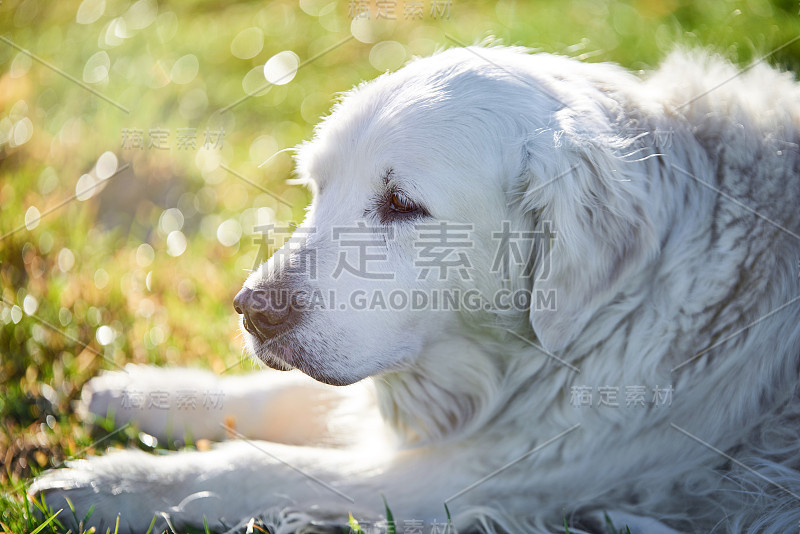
29;449;238;534
78;364;231;443
77;364;158;420
30;458;169;533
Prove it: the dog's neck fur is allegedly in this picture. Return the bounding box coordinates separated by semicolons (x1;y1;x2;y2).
373;331;510;446
372;320;574;447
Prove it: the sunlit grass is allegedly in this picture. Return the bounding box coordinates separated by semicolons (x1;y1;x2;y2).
1;0;799;531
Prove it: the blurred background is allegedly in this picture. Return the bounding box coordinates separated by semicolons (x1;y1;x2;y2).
1;0;799;530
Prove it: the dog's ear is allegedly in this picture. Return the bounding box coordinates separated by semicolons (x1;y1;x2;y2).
521;128;658;352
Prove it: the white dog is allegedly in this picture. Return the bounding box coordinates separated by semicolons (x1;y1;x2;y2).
32;46;800;534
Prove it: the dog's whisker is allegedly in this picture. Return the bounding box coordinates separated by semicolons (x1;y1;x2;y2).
258;147;298;168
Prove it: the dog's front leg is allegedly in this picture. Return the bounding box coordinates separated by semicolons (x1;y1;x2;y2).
80;365;375;445
30;439;476;534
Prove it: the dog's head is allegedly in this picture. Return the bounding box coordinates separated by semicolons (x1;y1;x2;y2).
235;47;658;386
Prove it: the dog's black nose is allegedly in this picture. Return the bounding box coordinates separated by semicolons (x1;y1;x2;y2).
233;287;293;340
233;287;251;315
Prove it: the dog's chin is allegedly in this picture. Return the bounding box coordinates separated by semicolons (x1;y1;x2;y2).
247;334;357;387
258;351;294;371
258;339;296;372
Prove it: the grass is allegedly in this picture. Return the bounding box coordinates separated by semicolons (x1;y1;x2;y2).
1;0;799;532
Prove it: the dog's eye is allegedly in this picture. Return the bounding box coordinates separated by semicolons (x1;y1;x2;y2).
368;186;430;223
390;192;416;213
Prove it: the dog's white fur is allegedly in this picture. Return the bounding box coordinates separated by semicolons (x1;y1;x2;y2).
32;46;800;533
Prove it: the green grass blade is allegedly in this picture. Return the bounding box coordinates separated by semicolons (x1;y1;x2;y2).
82;504;96;526
603;512;616;534
23;489;33;531
144;514;158;534
64;496;75;515
381;495;395;534
65;496;80;529
444;503;453;534
29;509;62;534
348;513;365;534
